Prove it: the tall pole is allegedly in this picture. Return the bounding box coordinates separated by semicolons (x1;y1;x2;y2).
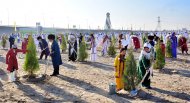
155;16;161;31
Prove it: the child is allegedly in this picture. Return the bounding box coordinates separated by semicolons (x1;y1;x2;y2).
114;48;126;92
6;45;27;82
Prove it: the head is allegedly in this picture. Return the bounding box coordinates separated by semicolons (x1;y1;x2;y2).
172;32;176;36
160;40;163;44
37;36;42;42
90;33;94;39
143;43;151;53
144;47;150;53
48;34;55;43
120;48;126;56
119;34;123;39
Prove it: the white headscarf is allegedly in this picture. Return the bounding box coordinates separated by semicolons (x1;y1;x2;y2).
139;43;151;60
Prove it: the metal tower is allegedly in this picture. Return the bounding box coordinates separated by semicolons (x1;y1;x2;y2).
104;12;112;30
155;16;161;31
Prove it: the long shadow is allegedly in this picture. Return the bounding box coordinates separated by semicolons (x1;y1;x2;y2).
57;74;130;103
62;62;77;70
177;52;190;56
161;68;190;78
166;57;190;63
34;82;87;103
0;68;8;82
82;62;113;71
0;56;6;64
38;60;52;65
14;82;47;102
0;80;3;91
38;60;77;70
152;87;190;101
119;90;171;102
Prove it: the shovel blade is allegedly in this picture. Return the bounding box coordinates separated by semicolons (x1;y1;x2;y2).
130;89;138;97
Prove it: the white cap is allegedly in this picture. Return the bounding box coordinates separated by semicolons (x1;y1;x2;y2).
148;32;154;36
143;43;151;49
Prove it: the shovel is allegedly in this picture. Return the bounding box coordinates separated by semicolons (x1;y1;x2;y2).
130;69;150;97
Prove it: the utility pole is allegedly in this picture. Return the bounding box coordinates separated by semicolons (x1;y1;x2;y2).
155;16;161;31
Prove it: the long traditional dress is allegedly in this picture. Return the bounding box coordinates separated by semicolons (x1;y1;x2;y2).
90;37;97;62
21;39;28;54
179;37;188;54
137;51;151;88
132;36;140;49
102;35;108;56
114;54;126;91
171;33;178;58
161;43;166;64
68;35;78;61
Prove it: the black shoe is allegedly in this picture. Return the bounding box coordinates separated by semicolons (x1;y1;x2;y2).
50;74;57;76
146;86;152;89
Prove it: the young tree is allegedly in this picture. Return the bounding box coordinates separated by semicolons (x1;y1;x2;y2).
123;49;139;91
23;35;39;77
78;37;88;62
166;39;172;58
161;35;163;41
153;40;165;69
142;35;147;44
108;35;116;57
61;35;67;53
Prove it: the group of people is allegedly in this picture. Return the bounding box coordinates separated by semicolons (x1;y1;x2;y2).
2;31;189;85
4;32;113;82
6;34;63;81
114;31;189;92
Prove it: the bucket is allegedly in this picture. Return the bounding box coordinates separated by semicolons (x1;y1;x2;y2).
109;82;116;95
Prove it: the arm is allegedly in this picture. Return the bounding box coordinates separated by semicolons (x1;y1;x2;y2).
50;42;58;56
6;51;10;64
114;56;120;78
16;49;27;53
142;56;150;70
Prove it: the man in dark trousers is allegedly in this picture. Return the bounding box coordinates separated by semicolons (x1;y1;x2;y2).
37;36;50;60
9;34;15;49
79;33;83;45
48;34;62;76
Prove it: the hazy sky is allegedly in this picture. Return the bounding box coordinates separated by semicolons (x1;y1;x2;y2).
0;0;189;30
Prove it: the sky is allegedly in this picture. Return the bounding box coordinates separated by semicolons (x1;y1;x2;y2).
0;0;189;30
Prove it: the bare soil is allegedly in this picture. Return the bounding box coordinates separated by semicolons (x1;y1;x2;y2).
0;45;190;103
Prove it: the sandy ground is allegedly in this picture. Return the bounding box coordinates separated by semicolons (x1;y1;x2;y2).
0;44;190;103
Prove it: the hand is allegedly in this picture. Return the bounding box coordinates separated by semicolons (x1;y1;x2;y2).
7;70;10;73
115;76;120;78
146;69;149;73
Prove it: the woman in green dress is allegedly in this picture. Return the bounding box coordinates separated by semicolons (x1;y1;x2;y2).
137;42;152;89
